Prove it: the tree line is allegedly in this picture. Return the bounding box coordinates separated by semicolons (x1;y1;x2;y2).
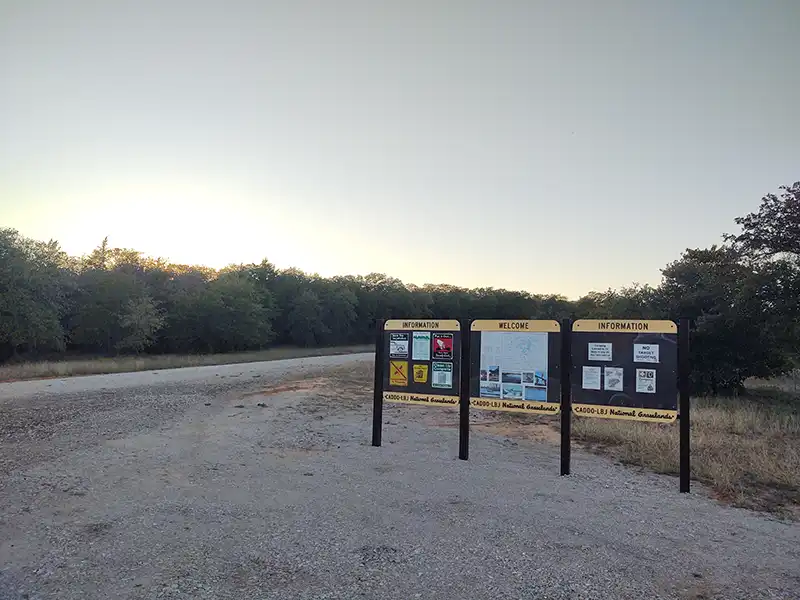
2;182;798;393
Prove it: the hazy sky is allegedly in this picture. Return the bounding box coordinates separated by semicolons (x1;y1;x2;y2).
2;1;798;298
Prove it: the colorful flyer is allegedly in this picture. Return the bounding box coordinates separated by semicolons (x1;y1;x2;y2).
432;333;454;359
413;364;429;383
389;360;408;386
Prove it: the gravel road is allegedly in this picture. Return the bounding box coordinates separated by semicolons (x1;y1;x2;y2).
1;354;798;599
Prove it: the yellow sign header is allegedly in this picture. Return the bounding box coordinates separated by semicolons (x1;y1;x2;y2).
572;319;676;334
383;391;458;406
572;404;677;422
471;319;560;332
470;397;560;415
385;319;460;331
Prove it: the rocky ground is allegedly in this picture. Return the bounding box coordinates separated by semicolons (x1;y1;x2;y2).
1;354;798;599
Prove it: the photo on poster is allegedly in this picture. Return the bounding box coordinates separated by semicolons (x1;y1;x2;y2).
480;382;501;398
487;366;500;381
480;369;488;381
389;360;408;386
633;344;659;364
523;371;547;386
501;383;523;399
389;333;409;358
524;386;547;401
588;342;612;361
604;367;624;391
432;333;454;359
534;371;547;387
582;366;601;390
501;371;522;384
636;369;656;393
413;364;429;383
412;331;431;361
431;361;453;388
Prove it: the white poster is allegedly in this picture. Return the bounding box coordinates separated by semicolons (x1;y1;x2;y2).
582;366;601;390
479;332;549;399
636;369;656;394
633;344;659;363
432;362;453;389
604;367;624;391
588;342;612;361
412;331;431;361
389;333;409;358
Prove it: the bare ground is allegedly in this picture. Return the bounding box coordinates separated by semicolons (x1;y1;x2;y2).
1;356;798;600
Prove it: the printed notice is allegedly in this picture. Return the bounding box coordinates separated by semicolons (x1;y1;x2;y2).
588;342;612;361
634;344;659;364
636;368;656;393
432;333;454;359
412;331;431;361
389;333;409;358
431;362;453;388
582;366;601;390
604;367;624;391
413;364;429;383
389;360;408;386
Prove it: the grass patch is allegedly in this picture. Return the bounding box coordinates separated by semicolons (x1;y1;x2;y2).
572;396;800;515
0;345;372;382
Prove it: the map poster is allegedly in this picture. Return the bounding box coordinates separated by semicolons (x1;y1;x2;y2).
469;320;561;415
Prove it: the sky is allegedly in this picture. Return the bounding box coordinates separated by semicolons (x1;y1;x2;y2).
1;0;798;299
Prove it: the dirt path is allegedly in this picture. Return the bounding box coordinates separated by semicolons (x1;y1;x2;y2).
1;357;798;599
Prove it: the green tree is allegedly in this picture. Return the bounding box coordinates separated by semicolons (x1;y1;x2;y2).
660;247;792;393
726;181;800;261
0;229;70;359
116;295;165;353
287;289;328;347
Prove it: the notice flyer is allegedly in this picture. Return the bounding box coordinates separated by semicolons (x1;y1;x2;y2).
634;343;659;363
412;331;431;361
604;367;624;391
432;333;454;359
389;333;409;358
431;362;453;388
582;366;601;390
636;368;656;393
588;342;612;361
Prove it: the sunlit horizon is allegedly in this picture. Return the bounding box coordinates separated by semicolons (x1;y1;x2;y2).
2;1;797;301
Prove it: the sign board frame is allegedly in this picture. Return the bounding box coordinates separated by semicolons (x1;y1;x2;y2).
571;319;678;422
468;320;562;415
381;319;462;407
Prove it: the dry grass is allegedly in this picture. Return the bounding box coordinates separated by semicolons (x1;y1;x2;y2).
333;362;800;515
573;395;800;515
0;345;372;382
746;369;800;394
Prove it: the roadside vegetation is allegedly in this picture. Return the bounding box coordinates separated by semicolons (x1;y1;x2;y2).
0;345;371;382
2;178;800;512
572;374;800;515
3;181;799;396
